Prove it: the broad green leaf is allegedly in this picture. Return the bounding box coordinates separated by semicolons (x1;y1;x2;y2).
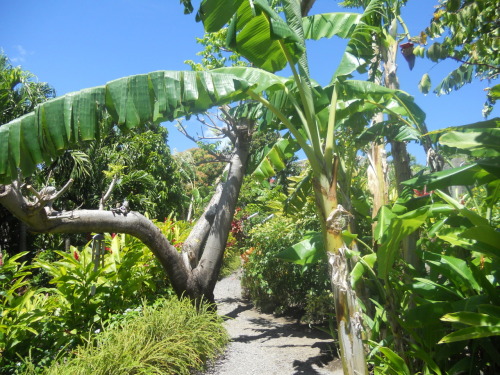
330;0;382;81
198;0;244;32
351;253;377;287
434;64;474;96
284;170;313;214
0;69;282;183
356;121;420;146
303;12;362;40
373;205;396;242
425;117;499;138
440;129;500;157
341;229;358;247
111;235;121;264
403;295;489;329
408;344;442;375
422;251;481;293
478;305;500;319
377;206;431;279
337;80;426;127
412;277;463;300
436;227;477;251
434;190;489;227
251;138;297;180
441;311;500;327
226;0;304;72
379;347;411;375
403;162;499;191
439;325;500;343
275;232;324;266
460;225;500;258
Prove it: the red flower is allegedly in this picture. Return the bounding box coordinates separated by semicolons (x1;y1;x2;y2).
73;251;80;261
105;247;112;253
111;233;116;239
413;186;433;197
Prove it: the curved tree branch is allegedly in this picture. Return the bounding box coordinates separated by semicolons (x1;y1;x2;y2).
0;183;191;296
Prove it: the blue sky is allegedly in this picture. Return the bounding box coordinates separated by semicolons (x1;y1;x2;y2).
1;0;498;162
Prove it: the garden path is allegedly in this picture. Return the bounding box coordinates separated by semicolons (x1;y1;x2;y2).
202;270;343;375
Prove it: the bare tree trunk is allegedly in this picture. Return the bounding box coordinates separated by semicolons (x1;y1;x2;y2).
380;42;420;273
0;125;253;303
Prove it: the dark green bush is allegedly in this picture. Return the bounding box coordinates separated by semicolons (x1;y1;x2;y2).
241;214;333;321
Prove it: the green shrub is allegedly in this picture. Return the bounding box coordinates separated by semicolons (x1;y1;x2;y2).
42;298;228;375
241;214;333;321
1;228;180;373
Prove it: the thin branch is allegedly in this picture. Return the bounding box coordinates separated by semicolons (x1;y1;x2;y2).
49;179;74;202
195;158;228;166
196;114;225;132
26;185;42;201
198;135;226;140
177;120;229;161
100;175;118;210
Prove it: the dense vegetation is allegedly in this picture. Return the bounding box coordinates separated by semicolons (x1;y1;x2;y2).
1;0;499;374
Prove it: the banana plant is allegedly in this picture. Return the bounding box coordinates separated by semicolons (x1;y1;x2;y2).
0;1;427;372
193;0;428;373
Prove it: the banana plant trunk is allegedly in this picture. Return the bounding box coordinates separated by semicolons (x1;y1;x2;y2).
313;166;368;375
382;42;419;269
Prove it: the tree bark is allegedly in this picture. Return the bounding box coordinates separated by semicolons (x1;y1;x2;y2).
0;125;252;303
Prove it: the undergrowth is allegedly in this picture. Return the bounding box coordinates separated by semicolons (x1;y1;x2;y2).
23;297;228;375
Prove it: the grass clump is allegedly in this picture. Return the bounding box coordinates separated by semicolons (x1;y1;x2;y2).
43;297;228;375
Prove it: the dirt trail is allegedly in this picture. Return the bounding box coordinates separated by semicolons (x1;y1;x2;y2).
202;270;343;375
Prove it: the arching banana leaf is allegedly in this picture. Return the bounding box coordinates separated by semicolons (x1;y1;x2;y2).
251;136;299;180
225;0;304;72
335;80;426;129
303;12;362;40
284;169;313;215
0;69;285;184
330;0;383;81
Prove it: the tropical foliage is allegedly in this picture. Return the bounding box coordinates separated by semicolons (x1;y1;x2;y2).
0;54;55;255
0;221;197;373
0;1;499;374
420;0;499;115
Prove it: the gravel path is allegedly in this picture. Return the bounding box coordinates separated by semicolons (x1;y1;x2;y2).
202;270;343;375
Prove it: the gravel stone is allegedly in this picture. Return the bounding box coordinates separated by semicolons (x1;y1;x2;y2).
201;270;343;375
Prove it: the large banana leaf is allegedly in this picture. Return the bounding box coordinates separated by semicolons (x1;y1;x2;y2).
0;69;284;184
439;127;500;157
196;0;244;32
251;137;298;180
335;80;426;132
201;0;305;72
330;0;382;81
402;159;500;190
303;12;362;40
284;170;313;214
